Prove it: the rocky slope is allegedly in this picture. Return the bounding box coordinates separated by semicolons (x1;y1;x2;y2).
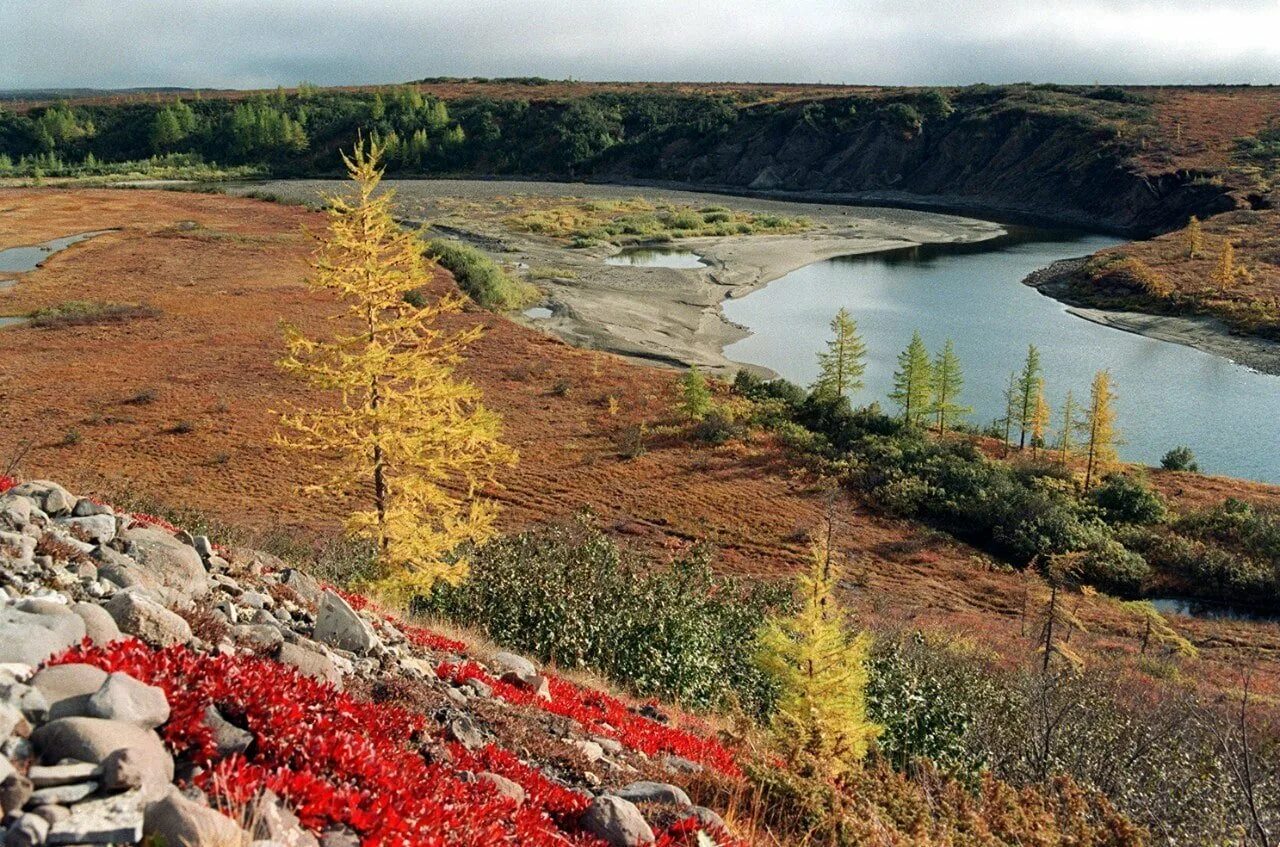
0;478;739;847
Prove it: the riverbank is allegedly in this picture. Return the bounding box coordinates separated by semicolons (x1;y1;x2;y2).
1025;257;1280;377
234;179;1004;374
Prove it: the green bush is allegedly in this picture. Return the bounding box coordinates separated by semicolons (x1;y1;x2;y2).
419;518;788;713
425;238;536;310
1091;474;1167;526
1160;446;1200;473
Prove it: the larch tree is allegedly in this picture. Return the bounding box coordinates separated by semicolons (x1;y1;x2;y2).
1185;215;1203;258
276;139;516;600
889;330;933;426
1056;390;1079;467
929;339;970;436
1015;344;1043;449
1030;382;1052;458
1000;370;1019;455
756;537;880;778
812;307;866;402
1077;370;1120;490
678;366;712;422
1211;239;1236;291
1121;601;1198;659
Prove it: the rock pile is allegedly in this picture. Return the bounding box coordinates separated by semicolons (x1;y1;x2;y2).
0;480;734;847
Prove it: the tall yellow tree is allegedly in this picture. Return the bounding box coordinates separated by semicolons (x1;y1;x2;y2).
1211;239;1236;291
1185;215;1203;258
276;139;516;598
1077;370;1120;490
1055;390;1078;466
756;537;880;778
1030;382;1052;458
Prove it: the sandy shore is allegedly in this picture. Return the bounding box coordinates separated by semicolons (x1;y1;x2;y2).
1026;258;1280;377
236;179;1003;374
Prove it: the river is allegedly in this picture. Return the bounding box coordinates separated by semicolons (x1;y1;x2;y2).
722;228;1280;484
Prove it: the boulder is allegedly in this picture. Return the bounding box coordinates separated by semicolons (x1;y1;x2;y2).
99;748;145;792
55;515;115;545
279;569;321;607
116;527;209;600
0;532;37;567
5;812;50;847
276;643;342;688
0;611;85;670
232;624;283;653
143;787;245;847
27;762;99;787
477;772;525;806
47;789;144;845
30;718;173;792
71;500;112;519
580;795;655;847
68;604;121;647
10;482;75;518
0;495;36;531
490;651;537;678
614;782;692;807
29;780;98;806
0;703;29;739
688;806;726;832
31;665;108;721
312;592;379;655
86;673;169;730
1;772;33;816
248;791;318;847
572;739;604;762
499;670;551;701
202;706;252;757
103;591;191;647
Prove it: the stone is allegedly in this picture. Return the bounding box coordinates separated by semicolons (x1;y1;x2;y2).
317;827;359;847
490;651;537;678
0;531;37;567
279;569;321;607
143;787;245;847
30;719;173;791
462;678;492;698
15;599;72;617
30;806;69;826
595;737;623;756
0;607;80;668
580;795;655;847
477;772;525;806
54;516;115;545
1;773;33;815
688;806;726;832
500;670;551;701
312;592;379;655
86;673;169;729
103;591;191;647
116;527;209;600
572;739;604;762
0;703;29;739
5;812;50;847
240;591;272;610
31;665;108;721
68;604;121;647
0;495;36;531
0;755;12;783
10;482;75;518
47;790;144;845
276;643;342;688
662;755;702;775
71;500;112;519
614;781;692;807
248;791;318;847
444;716;484;750
27;762;99;787
191;536;214;560
203;706;253;757
232;624;283;653
98;748;144;792
29;781;98;806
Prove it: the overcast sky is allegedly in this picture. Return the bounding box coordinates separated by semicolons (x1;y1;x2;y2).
3;0;1279;90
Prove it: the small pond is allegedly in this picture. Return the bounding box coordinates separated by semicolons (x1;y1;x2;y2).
524;306;554;320
1149;597;1280;623
605;247;708;269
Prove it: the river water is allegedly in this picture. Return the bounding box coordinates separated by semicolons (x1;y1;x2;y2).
722;229;1280;483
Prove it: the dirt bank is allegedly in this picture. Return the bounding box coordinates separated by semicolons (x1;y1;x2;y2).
235;179;1003;374
1026;257;1280;376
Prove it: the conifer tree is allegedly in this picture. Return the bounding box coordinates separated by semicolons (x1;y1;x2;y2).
1037;554;1089;673
1211;239;1236;291
1015;344;1043;449
1077;370;1120;490
678;366;712;422
889;331;932;426
1185;215;1203;258
1030;382;1052;458
276;139;516;599
1000;370;1019;454
811;308;866;402
1121;601;1198;659
929;339;970;435
1056;390;1079;466
756;538;880;777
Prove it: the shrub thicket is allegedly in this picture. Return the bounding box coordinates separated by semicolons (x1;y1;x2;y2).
424;238;536;310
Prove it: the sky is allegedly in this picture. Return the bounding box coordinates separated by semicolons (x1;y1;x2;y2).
3;0;1279;90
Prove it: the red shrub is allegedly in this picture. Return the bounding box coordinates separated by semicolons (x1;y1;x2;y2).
0;475;15;494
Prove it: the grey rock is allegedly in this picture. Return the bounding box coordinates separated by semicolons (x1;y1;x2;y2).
14;599;72;617
688;806;726;832
98;748;144;792
117;527;209;600
462;678;492;698
103;591;191;647
312;592;379;655
0;532;37;568
0;495;36;531
31;665;108;721
68;604;121;647
232;624;283;653
86;673;169;729
662;755;702;775
248;791;317;847
0;703;29;739
143;787;244;847
203;706;252;757
0;755;12;783
500;670;551;701
71;500;112;519
595;737;623;756
444;716;484;750
490;651;537;678
191;536;214;561
1;773;33;815
5;812;50;847
572;740;604;762
27;762;99;787
1;737;33;766
279;569;321;607
29;781;98;806
317;827;359;847
10;482;75;518
30;719;173;792
477;772;525;806
47;789;144;845
614;781;691;807
54;516;115;545
580;795;655;847
275;644;342;688
240;592;272;610
30;806;70;826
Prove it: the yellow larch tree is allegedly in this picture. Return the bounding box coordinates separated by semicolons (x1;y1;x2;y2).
1030;382;1052;458
756;536;880;778
1210;239;1236;291
1077;370;1120;491
276;139;516;599
1185;215;1203;258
